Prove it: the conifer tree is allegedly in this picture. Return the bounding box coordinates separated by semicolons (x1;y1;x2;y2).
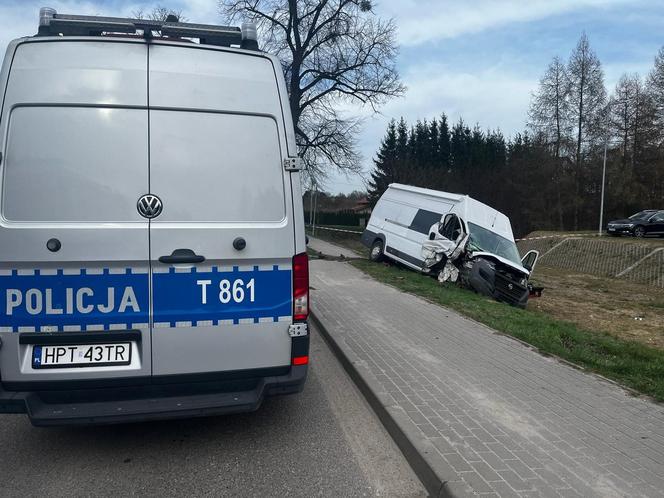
367;120;398;205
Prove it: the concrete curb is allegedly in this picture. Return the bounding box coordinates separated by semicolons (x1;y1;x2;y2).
311;312;471;498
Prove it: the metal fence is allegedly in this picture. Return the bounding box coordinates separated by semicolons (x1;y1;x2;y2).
517;236;664;289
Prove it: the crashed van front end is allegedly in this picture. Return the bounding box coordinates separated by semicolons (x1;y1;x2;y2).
422;214;538;308
460;254;530;308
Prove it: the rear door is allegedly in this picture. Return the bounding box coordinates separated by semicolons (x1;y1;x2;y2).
147;44;294;376
0;41;151;384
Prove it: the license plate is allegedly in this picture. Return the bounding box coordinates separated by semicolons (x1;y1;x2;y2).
32;343;132;369
608;227;615;231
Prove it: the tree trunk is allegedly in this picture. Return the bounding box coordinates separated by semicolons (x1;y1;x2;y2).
574;72;585;231
554;101;564;230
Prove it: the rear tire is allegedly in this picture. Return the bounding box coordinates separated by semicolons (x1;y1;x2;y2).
369;240;384;262
633;226;646;238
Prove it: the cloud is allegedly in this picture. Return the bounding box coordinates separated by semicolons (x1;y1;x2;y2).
320;63;537;193
379;0;634;46
385;63;535;132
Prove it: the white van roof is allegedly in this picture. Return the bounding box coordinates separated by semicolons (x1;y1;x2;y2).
388;183;465;203
387;183;515;242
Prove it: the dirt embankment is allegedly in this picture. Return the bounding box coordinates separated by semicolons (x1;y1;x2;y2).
529;266;664;349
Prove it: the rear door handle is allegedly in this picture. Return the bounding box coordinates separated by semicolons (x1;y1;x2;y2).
158;248;205;264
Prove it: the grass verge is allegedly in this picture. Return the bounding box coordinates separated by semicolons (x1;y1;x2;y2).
350;258;664;402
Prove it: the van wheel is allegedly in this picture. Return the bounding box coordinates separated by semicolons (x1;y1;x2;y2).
633;226;645;238
369;240;384;262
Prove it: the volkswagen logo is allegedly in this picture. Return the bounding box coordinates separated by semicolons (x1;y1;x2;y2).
507;283;514;290
137;194;163;219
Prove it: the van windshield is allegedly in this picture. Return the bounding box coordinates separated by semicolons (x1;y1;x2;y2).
466;222;522;265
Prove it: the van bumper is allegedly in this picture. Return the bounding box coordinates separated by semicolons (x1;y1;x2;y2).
0;365;307;426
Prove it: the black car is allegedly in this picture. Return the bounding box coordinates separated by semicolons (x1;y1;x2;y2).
606;210;664;237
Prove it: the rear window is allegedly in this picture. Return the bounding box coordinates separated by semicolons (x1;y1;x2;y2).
2;106;147;222
149;111;286;223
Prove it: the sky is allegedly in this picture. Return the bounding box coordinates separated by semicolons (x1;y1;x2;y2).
1;0;662;193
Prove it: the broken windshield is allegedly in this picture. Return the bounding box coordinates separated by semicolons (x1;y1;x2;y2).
466;222;522;265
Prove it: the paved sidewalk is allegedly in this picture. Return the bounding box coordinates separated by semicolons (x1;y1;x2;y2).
307;235;362;259
311;260;664;497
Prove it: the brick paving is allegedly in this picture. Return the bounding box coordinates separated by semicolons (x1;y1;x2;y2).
311;259;664;497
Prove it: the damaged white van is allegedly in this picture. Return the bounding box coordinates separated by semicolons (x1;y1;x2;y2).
0;9;309;425
362;184;539;308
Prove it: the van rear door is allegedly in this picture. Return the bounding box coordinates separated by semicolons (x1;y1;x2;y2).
0;41;151;385
147;44;294;376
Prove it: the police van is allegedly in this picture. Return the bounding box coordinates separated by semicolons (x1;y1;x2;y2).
0;8;309;425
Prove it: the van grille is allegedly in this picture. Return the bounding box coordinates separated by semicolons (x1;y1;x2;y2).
494;272;526;305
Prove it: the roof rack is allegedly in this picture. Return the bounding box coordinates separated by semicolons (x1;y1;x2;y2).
36;7;259;50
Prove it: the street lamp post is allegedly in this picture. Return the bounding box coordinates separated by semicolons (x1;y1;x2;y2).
598;139;608;236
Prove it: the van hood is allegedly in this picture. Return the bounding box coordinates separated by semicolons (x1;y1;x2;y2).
469;251;529;276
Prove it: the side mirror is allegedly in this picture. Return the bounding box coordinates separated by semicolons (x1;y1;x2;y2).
521;249;539;272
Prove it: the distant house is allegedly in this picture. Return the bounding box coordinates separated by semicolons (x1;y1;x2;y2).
353;198;372;227
353;198;372;215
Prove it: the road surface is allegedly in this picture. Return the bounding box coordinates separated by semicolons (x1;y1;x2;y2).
0;325;425;497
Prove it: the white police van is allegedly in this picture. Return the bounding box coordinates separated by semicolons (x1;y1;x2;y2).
0;8;309;425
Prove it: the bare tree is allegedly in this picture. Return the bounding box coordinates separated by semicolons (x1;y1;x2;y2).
132;6;187;22
220;0;405;185
647;47;664;142
529;57;572;157
612;73;660;204
610;74;643;168
644;49;664;203
567;33;607;229
528;56;571;229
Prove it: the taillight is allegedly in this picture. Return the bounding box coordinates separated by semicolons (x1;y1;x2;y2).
292;355;309;366
293;252;309;321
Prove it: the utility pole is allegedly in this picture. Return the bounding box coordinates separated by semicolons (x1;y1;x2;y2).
598;138;608;236
308;183;314;227
312;183;318;236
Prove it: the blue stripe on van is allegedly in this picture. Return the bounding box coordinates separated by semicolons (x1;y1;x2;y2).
0;270;149;332
152;266;292;327
0;266;292;332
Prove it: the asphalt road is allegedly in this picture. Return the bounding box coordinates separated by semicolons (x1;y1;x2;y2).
0;325;425;498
